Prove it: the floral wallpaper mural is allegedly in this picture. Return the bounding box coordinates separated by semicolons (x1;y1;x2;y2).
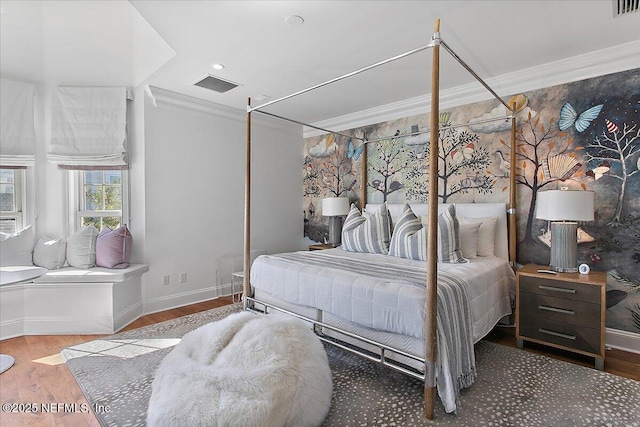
303;68;640;334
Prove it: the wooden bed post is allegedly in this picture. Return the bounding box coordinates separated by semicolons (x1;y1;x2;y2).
508;101;517;269
243;98;252;310
360;132;367;209
424;18;440;421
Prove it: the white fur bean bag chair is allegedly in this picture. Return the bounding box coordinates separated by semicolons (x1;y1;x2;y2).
147;312;333;427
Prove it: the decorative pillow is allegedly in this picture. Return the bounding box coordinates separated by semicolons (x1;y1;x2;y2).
33;236;66;269
0;225;34;266
341;203;391;254
458;222;481;259
96;225;132;269
388;204;427;260
66;225;99;268
437;205;466;263
459;216;497;257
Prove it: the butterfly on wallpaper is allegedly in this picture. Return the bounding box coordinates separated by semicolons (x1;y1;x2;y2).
347;139;364;161
450;143;474;164
558;102;603;132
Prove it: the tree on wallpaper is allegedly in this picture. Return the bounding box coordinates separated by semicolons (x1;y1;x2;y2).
303;155;321;198
583;123;640;224
403;114;495;202
509;113;585;243
368;134;408;202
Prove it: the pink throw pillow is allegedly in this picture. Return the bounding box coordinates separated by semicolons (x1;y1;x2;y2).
96;225;132;269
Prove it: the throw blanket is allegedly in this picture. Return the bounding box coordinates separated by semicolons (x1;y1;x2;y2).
251;250;476;404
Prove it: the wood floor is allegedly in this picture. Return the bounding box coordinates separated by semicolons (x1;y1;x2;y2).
1;296;638;427
0;297;233;427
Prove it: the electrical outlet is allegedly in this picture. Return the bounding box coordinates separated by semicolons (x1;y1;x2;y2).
180;272;187;283
162;275;170;286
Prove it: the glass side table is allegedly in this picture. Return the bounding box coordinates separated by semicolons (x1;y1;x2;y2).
231;271;244;303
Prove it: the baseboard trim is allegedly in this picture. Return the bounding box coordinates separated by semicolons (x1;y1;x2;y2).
606;328;640;355
142;286;220;316
114;302;144;332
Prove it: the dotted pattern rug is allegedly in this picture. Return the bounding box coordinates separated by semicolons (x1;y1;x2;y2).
65;303;640;426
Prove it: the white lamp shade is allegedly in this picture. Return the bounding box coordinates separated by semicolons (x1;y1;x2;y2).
535;190;594;221
322;197;350;216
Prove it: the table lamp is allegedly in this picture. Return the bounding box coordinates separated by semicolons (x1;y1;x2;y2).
322;197;350;246
535;189;594;273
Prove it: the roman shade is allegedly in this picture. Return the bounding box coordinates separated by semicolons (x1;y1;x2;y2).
48;87;130;169
0;79;36;168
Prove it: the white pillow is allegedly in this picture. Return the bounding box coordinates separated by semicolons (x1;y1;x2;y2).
0;225;34;266
459;216;497;257
66;225;99;268
459;222;481;259
33;236;67;270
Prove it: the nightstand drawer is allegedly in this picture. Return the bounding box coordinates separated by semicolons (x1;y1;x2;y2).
519;314;601;355
519;275;600;303
519;292;600;329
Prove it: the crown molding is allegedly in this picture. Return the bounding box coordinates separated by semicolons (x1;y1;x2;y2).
304;40;640;138
149;86;298;133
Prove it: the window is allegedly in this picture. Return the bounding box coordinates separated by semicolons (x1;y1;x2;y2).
0;168;24;234
72;170;128;231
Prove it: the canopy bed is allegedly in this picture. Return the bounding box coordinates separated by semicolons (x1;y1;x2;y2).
243;20;518;419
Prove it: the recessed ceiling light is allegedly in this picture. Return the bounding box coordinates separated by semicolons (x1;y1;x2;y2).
285;15;304;25
253;94;271;102
211;63;225;70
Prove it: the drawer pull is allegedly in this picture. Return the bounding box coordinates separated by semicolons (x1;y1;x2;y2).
539;328;576;340
539;285;576;294
538;305;575;315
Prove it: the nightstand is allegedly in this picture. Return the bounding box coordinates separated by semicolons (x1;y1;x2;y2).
516;263;606;370
308;243;336;251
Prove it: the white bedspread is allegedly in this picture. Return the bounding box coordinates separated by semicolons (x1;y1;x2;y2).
250;248;514;343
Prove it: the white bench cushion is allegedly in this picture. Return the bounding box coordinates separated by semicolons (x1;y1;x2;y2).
32;264;148;283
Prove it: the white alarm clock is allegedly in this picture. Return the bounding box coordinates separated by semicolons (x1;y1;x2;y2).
578;263;590;275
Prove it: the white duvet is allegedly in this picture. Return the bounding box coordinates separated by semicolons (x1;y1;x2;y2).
250;248;514;343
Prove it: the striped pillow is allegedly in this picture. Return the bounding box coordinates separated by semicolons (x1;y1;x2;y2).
389;204;427;260
388;204;467;263
341;203;391;254
437;204;466;263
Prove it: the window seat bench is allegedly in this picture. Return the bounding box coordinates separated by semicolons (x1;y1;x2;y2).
0;264;148;340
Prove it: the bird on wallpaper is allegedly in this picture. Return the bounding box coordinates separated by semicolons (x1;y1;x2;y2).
347;139;364;161
320;170;332;186
586;161;610;180
495;151;510;177
389;181;403;193
370;179;384;191
558;102;603;132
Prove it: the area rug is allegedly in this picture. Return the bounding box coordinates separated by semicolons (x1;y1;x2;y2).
64;303;640;426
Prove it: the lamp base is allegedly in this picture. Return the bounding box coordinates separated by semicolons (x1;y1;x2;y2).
549;221;578;273
328;216;343;246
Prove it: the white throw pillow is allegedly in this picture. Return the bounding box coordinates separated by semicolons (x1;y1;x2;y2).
459;216;497;257
33;236;67;270
66;225;99;268
0;225;34;266
459;222;481;259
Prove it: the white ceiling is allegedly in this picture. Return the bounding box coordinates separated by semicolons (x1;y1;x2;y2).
1;0;639;125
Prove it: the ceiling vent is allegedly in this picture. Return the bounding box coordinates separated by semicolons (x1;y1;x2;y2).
193;75;240;93
613;0;639;16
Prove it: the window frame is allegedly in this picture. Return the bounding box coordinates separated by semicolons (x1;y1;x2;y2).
69;169;129;232
0;168;25;233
